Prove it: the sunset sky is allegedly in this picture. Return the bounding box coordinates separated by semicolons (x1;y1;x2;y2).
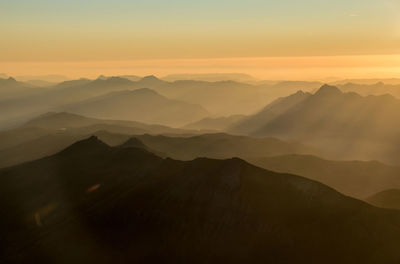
1;0;400;79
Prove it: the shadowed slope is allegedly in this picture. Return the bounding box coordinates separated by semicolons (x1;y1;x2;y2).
229;85;400;164
1;137;400;263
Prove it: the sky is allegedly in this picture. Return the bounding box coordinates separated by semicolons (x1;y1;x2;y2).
1;0;400;79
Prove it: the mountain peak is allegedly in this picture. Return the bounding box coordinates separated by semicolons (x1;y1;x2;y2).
132;88;160;96
140;75;165;84
142;75;159;81
59;136;110;156
96;75;108;80
120;137;148;149
0;76;17;83
294;90;305;95
315;84;342;96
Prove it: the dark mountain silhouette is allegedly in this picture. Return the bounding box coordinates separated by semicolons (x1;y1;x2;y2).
2;137;400;263
366;189;400;210
183;115;246;131
61;88;209;127
0;111;197;149
0;124;315;168
229;85;400;164
0;112;203;166
250;154;400;198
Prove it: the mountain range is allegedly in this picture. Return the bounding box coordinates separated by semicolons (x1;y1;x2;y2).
229;84;400;164
0;77;46;100
2;136;400;263
0;75;324;128
0;112;315;168
3;112;400;200
61;88;209;127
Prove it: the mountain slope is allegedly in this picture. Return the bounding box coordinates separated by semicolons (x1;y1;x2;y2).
61;88;209;127
229;85;400;164
1;137;400;263
250;154;400;198
229;90;311;135
366;189;400;210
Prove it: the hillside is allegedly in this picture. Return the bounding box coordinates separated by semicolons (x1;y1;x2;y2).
1;137;400;263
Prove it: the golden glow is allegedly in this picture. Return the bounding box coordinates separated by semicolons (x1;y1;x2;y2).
1;55;400;80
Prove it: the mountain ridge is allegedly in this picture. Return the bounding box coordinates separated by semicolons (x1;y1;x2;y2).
2;136;400;263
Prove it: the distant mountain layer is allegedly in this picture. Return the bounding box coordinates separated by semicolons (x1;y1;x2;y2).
0;112;202;167
183;115;246;131
0;77;46;100
61;88;209;127
135;133;316;161
0;113;315;168
367;189;400;210
23;112;194;135
162;73;259;83
250;154;400;199
229;85;400;164
338;82;400;99
0;75;324;128
1;137;400;263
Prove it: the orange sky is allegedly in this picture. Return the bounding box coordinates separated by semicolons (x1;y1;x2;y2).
1;55;400;80
1;0;400;80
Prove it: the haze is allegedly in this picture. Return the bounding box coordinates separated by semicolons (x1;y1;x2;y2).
3;1;400;263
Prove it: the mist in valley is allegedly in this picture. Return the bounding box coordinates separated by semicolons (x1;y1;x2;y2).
2;0;400;263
